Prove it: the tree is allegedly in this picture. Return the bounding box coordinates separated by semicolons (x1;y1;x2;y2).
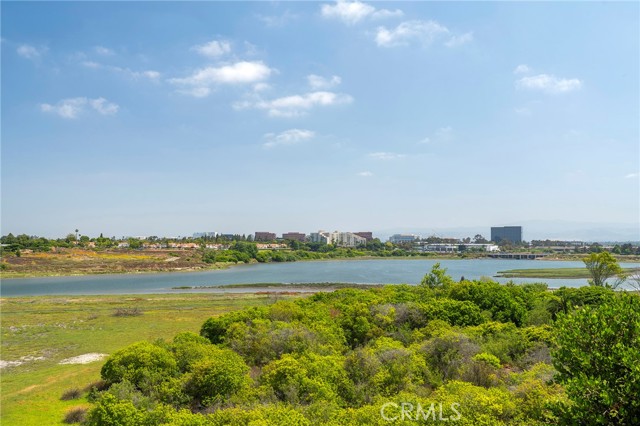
420;263;454;289
473;234;488;244
552;293;640;425
583;251;625;288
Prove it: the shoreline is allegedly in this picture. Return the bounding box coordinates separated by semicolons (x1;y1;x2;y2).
2;252;639;280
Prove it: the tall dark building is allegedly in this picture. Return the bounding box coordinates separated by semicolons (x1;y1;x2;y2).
491;226;522;244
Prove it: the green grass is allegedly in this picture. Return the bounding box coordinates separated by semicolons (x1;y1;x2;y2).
0;293;300;426
496;267;639;279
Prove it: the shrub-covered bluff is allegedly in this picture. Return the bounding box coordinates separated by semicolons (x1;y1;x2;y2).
75;265;639;425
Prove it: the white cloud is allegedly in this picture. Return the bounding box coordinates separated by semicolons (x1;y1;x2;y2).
321;0;402;25
17;44;47;59
357;171;373;177
444;32;473;48
516;74;582;94
307;74;342;90
90;97;120;115
253;82;272;92
236;91;353;117
625;173;639;179
514;64;531;74
263;129;315;148
94;46;115;56
258;10;299;28
177;87;211;98
82;61;160;81
371;9;404;20
375;20;449;47
40;97;119;119
191;40;232;58
368;152;405;160
170;61;273;97
420;126;453;144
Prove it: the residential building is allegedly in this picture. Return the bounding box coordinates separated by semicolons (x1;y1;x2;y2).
282;232;306;242
389;234;420;244
254;232;276;242
491;226;523;244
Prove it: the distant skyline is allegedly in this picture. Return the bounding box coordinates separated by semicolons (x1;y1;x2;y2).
2;2;639;239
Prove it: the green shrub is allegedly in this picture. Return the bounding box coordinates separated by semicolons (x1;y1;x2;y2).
101;341;178;390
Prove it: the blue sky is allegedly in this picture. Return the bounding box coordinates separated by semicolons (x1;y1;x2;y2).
2;1;639;239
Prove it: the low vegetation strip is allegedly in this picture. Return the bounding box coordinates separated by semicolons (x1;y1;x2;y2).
496;267;638;279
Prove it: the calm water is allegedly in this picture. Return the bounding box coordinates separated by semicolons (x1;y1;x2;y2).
3;258;638;297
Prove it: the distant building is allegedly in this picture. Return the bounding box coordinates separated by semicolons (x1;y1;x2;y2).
193;232;217;239
389;234;420;244
417;243;499;253
255;232;276;242
282;232;306;242
354;232;373;241
310;231;332;244
491;226;523;244
309;231;366;247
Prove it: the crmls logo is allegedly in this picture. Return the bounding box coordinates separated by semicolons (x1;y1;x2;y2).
380;402;462;422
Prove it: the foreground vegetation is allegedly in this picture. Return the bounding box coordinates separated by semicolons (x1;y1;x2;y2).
5;266;635;425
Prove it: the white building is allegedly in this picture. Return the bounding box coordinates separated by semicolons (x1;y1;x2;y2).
389;234;420;243
310;231;366;247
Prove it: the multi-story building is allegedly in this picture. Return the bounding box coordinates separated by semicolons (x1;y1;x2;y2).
254;232;276;242
310;231;366;247
389;234;420;244
282;232;306;242
354;232;373;241
491;226;523;244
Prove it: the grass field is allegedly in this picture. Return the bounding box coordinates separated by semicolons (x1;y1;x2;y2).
496;267;639;278
0;293;300;426
0;248;232;278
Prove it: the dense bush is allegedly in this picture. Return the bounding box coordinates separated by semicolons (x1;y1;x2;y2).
552;292;640;425
86;266;634;425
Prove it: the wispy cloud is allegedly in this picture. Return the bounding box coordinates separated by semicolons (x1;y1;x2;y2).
263;129;315;148
321;0;402;25
235;91;353;117
40;97;119;119
444;32;473;48
516;73;582;94
169;61;273;97
419;126;454;144
307;74;342;90
17;44;47;60
94;46;115;56
375;20;450;47
514;64;531;74
191;40;232;58
258;10;299;28
368;152;405;160
82;61;161;81
625;172;639;179
357;171;373;177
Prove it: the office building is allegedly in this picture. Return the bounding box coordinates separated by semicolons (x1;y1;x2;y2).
282;232;306;242
491;226;523;244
